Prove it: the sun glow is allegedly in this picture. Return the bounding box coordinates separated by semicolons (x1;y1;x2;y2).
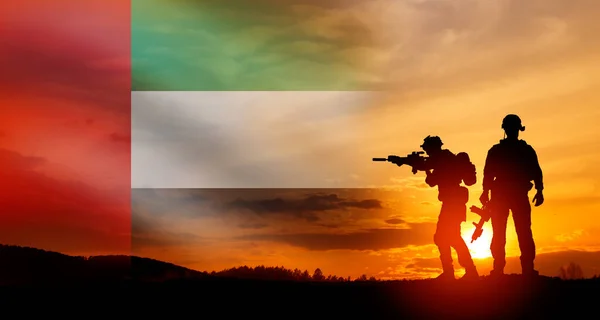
464;225;493;259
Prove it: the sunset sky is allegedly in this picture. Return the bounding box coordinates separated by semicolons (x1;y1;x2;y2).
3;0;600;279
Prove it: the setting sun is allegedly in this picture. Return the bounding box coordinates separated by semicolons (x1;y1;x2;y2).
464;225;493;259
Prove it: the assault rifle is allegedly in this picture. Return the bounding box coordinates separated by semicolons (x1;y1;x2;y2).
372;151;432;174
469;202;492;243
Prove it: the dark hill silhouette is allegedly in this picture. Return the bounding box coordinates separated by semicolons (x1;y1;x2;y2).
0;244;209;285
1;244;599;318
0;244;351;284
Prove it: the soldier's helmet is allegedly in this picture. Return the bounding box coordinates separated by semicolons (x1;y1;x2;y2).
421;135;443;149
502;114;525;131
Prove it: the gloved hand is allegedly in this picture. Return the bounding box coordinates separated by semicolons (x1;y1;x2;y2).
479;191;489;205
532;190;544;207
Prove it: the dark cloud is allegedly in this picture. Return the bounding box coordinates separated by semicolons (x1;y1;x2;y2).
131;189;392;233
226;193;382;222
315;223;342;229
238;222;269;230
132;231;203;248
385;218;405;225
405;257;441;270
238;223;435;251
131;188;209;217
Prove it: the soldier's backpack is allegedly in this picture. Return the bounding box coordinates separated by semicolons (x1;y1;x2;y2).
455;152;477;186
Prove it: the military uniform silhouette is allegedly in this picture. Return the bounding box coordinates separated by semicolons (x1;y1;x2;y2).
421;136;479;280
480;114;544;277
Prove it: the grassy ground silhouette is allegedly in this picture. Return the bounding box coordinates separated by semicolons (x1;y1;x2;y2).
1;244;598;318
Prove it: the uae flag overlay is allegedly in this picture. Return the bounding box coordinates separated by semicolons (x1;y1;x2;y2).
129;0;409;278
4;0;600;282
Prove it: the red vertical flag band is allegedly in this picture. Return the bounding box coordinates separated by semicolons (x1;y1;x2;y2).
0;1;132;256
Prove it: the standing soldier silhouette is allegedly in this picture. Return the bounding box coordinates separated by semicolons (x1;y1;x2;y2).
420;136;479;280
479;114;544;278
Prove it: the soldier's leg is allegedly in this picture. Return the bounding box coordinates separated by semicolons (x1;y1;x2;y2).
490;201;510;274
445;202;477;273
434;204;454;276
512;193;536;274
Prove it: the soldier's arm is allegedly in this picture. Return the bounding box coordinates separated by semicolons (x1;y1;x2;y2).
482;148;496;193
529;146;544;192
425;170;438;187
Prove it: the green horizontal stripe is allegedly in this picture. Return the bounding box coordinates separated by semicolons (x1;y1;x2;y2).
132;0;379;91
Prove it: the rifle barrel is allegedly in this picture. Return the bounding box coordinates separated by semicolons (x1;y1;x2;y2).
470;206;486;216
372;158;387;161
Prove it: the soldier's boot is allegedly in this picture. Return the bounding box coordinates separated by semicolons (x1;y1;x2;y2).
489;268;504;279
435;261;455;281
455;244;479;281
459;265;479;281
521;260;539;278
435;271;455;281
489;258;505;279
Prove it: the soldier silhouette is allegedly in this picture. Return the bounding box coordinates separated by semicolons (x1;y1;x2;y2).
420;136;479;280
479;114;544;278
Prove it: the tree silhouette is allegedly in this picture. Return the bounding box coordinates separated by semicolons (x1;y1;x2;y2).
313;268;325;281
215;265;362;281
558;262;585;280
0;244;372;283
356;274;368;281
301;270;311;280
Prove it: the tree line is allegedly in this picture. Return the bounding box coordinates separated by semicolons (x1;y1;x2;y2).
212;265;378;282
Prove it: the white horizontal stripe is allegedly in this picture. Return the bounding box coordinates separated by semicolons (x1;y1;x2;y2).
132;91;375;188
